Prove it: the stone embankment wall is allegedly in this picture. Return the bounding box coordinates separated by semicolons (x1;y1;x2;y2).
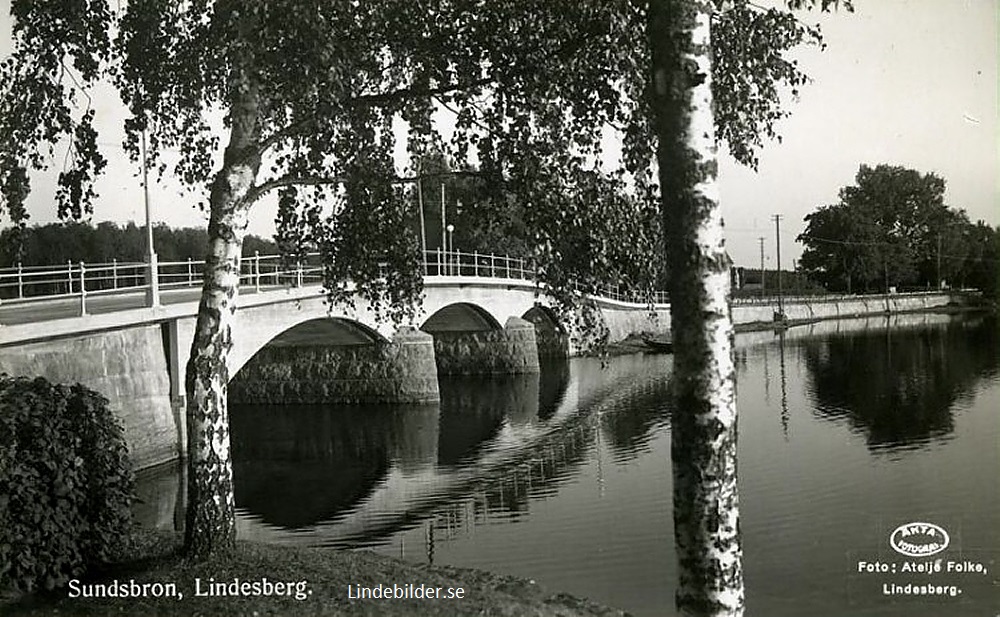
229;327;439;404
0;324;181;470
595;292;960;345
599;303;672;342
731;292;955;325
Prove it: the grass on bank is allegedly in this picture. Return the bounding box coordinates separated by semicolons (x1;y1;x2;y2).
5;529;629;617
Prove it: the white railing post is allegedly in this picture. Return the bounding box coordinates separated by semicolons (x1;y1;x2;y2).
187;257;194;286
506;255;511;279
296;260;303;287
254;250;261;293
78;261;87;316
490;253;496;278
17;262;23;298
112;258;118;289
437;247;443;276
67;259;73;294
473;250;479;277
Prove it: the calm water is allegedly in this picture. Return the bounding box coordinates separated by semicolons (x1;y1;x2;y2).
135;312;1000;616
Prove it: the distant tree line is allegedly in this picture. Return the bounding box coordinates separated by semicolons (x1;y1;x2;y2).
0;222;277;268
798;165;1000;298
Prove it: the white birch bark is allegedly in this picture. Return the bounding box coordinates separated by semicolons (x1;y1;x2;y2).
648;1;745;615
183;68;261;558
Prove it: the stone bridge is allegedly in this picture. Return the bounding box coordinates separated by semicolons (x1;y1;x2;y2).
0;259;671;470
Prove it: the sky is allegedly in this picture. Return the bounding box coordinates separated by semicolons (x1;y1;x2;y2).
0;0;997;269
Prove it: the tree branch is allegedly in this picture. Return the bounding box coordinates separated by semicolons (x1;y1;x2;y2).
243;174;346;206
348;75;496;108
432;94;503;139
245;76;495;166
244;169;494;206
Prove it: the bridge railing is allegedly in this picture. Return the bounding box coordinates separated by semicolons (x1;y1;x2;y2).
0;250;521;311
425;250;670;305
425;249;533;280
0;254;319;309
0;260;150;302
0;248;670;316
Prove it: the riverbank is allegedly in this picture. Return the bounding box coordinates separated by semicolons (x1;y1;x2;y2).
4;529;629;617
598;303;993;357
732;302;991;334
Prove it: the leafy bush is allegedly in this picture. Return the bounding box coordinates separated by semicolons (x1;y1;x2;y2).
0;375;135;593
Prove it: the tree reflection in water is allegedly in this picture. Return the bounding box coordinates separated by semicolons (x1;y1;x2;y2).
802;316;998;450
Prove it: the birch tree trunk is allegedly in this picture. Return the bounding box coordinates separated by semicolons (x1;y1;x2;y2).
183;70;261;559
648;1;745;615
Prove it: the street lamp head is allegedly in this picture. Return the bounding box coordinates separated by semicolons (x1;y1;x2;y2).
446;224;454;233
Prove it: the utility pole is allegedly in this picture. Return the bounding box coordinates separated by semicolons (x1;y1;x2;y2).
758;237;766;298
936;233;942;290
772;214;783;319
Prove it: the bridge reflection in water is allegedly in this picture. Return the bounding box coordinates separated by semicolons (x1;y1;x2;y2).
226;356;671;553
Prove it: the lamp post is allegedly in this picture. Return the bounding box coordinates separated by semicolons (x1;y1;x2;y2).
141;126;160;307
446;224;455;275
440;183;447;253
416;173;427;272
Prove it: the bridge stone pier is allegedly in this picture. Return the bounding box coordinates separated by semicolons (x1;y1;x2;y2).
422;305;541;376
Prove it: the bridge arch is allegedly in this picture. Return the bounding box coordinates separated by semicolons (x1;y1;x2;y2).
522;304;569;358
228;304;439;405
228;299;390;378
522;304;565;334
418;302;540;376
419;302;503;333
262;317;388;349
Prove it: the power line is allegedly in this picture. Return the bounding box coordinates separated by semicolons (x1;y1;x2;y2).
758;236;765;293
801;234;999;262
